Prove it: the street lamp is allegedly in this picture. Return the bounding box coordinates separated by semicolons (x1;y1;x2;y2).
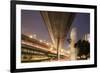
39;40;43;42
61;49;64;53
46;42;49;45
50;47;53;51
29;35;33;38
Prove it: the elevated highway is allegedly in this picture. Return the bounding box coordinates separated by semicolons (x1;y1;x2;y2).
21;34;69;62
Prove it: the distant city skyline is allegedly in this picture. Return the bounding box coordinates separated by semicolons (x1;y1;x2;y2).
21;10;90;49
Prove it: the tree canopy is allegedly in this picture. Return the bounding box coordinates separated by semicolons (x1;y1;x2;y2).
75;40;90;60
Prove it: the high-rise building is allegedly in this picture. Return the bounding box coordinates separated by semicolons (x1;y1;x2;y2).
82;33;90;42
70;27;78;60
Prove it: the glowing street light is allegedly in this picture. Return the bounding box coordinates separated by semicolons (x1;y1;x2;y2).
61;49;64;52
46;42;49;45
39;40;43;42
29;35;33;38
50;47;53;51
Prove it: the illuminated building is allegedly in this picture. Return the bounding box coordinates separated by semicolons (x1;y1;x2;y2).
82;33;90;42
70;27;78;60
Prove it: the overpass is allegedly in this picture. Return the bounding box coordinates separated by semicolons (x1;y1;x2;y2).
41;11;75;60
21;34;69;62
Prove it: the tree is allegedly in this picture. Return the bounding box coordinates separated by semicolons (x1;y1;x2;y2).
75;40;90;60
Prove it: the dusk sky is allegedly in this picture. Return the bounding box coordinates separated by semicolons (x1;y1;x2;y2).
21;10;90;49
